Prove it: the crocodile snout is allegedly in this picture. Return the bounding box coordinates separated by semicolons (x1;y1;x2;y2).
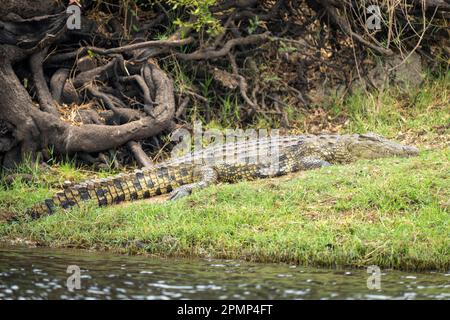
403;145;419;156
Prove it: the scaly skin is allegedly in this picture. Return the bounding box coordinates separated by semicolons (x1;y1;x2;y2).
28;132;419;219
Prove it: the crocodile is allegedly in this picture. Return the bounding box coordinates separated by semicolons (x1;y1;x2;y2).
27;133;419;219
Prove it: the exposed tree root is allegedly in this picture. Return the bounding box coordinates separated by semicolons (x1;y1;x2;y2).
0;0;448;170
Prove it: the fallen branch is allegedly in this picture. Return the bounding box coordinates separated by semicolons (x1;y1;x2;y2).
176;32;271;60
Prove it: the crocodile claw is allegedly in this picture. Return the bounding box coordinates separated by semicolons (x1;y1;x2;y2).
169;186;193;201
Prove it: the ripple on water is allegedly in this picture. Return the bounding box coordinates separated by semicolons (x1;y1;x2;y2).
0;246;448;300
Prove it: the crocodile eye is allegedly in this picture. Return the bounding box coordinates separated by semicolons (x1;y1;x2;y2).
360;132;383;142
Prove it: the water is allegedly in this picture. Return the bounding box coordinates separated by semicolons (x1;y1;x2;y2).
0;246;448;300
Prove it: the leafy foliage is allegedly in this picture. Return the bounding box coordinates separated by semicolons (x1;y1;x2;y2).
168;0;223;36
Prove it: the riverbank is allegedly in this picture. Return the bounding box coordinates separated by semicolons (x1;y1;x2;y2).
1;148;449;271
0;72;449;271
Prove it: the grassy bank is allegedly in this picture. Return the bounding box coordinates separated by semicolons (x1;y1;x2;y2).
0;72;449;271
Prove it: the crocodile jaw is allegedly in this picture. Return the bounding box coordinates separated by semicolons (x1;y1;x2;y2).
346;133;419;160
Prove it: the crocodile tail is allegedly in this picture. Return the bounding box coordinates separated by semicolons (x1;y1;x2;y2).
24;171;149;220
24;164;196;220
26;184;80;220
26;200;55;220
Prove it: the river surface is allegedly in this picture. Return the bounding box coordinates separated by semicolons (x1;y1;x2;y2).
0;246;448;300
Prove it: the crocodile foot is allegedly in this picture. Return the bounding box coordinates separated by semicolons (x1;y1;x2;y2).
169;185;194;201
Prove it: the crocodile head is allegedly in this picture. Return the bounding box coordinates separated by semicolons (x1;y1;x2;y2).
345;133;419;160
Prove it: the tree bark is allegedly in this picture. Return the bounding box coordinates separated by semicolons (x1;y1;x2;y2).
0;0;179;168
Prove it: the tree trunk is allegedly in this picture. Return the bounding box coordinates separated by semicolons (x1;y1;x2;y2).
0;1;176;168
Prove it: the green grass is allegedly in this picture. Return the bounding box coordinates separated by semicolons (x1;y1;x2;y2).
335;71;450;137
289;70;450;141
0;71;448;271
0;149;448;271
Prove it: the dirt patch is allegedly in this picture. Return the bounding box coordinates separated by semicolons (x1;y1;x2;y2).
0;209;16;223
301;211;322;221
114;194;168;209
6;237;38;247
290;108;349;134
396;130;450;150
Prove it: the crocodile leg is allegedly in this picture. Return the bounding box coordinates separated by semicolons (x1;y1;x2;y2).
253;146;331;177
169;166;218;201
298;156;331;169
